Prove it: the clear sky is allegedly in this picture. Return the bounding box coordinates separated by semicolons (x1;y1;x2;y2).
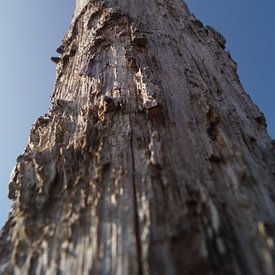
0;1;274;228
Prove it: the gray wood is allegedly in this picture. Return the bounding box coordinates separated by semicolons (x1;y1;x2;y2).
1;0;275;274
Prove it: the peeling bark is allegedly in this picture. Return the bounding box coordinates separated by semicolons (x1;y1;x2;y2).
1;1;275;274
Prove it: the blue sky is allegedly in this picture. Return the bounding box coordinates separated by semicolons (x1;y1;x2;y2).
0;1;274;228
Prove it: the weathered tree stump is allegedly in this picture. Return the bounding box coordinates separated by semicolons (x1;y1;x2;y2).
1;1;275;274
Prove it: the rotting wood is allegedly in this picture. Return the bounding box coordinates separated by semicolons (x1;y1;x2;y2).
1;0;275;274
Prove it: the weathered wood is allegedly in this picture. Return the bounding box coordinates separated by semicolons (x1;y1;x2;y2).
1;0;275;274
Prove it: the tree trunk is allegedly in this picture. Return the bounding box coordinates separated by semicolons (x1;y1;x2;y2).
1;1;275;274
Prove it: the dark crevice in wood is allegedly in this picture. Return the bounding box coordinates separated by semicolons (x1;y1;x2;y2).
256;114;268;129
207;108;220;141
209;154;224;164
129;113;144;275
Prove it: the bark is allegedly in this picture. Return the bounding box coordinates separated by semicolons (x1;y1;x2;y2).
1;0;275;274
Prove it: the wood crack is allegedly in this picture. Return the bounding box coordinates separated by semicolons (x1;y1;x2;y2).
129;112;144;275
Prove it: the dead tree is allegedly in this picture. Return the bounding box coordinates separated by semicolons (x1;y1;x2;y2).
1;0;275;274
